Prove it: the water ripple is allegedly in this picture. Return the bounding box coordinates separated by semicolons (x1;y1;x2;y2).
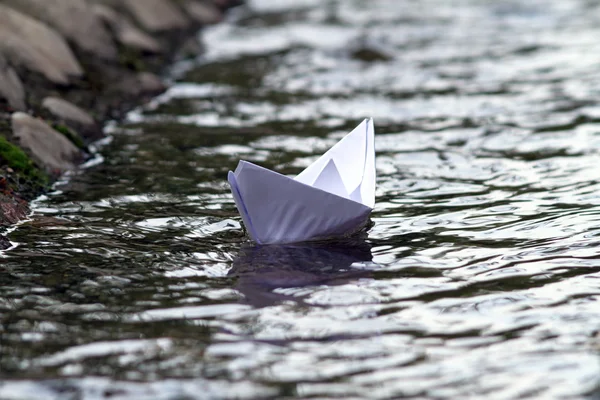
3;0;600;398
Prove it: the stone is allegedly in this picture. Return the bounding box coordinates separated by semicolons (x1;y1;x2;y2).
3;0;117;61
113;71;166;97
92;4;162;53
0;195;28;226
184;1;223;24
11;112;82;174
0;54;25;110
0;234;12;250
123;0;189;32
136;72;166;94
0;5;83;85
42;97;95;126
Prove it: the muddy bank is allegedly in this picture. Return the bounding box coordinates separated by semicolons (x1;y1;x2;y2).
0;0;241;246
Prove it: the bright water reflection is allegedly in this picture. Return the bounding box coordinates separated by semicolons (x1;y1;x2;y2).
2;0;600;398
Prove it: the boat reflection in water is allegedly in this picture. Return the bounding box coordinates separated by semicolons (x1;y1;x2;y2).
229;236;375;307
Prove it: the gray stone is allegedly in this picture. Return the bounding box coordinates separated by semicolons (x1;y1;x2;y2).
11;112;82;173
137;72;166;94
114;72;166;97
0;5;83;85
92;4;162;53
184;1;222;24
42;97;95;126
124;0;189;32
0;54;25;110
3;0;117;61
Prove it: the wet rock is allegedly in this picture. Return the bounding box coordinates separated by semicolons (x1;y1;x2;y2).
0;54;25;111
42;97;95;126
42;97;102;142
124;0;190;32
3;0;117;61
11;112;82;174
0;194;28;227
137;72;167;94
92;4;162;54
184;1;223;24
124;72;166;95
110;71;166;100
348;36;394;62
0;234;12;250
350;46;393;62
0;4;83;85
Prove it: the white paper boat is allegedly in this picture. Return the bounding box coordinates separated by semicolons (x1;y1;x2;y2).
228;118;375;244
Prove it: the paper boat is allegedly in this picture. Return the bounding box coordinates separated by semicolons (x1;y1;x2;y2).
228;118;375;244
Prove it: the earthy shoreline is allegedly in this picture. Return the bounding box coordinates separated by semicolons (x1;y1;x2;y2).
0;0;241;248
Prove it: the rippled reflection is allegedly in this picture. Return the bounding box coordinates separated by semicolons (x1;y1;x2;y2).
230;237;374;306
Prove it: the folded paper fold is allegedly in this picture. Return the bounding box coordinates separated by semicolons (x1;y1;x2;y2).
228;118;376;244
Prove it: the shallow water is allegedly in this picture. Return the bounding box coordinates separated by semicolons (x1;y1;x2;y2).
3;0;600;398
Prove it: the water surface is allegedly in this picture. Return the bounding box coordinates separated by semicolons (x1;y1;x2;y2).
2;0;600;398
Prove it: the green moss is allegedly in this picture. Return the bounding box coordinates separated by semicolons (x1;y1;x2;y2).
53;124;86;151
0;136;48;187
0;136;35;172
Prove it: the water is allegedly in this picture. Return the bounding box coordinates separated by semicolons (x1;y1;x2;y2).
2;0;600;398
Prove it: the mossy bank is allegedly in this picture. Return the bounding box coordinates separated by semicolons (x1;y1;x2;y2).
0;0;241;248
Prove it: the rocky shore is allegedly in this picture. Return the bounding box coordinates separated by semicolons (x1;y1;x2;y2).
0;0;240;247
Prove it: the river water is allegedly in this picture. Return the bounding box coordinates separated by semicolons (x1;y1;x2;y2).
2;0;600;398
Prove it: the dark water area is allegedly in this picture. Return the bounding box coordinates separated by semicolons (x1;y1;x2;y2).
3;0;600;398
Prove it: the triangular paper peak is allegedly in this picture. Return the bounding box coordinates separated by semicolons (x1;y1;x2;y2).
295;118;375;208
312;159;347;198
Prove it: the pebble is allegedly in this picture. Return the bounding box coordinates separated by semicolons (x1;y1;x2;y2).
92;4;163;54
4;0;118;61
123;0;189;32
0;4;83;85
111;71;166;97
11;112;82;174
0;54;25;111
42;97;95;126
184;1;223;24
137;72;167;94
